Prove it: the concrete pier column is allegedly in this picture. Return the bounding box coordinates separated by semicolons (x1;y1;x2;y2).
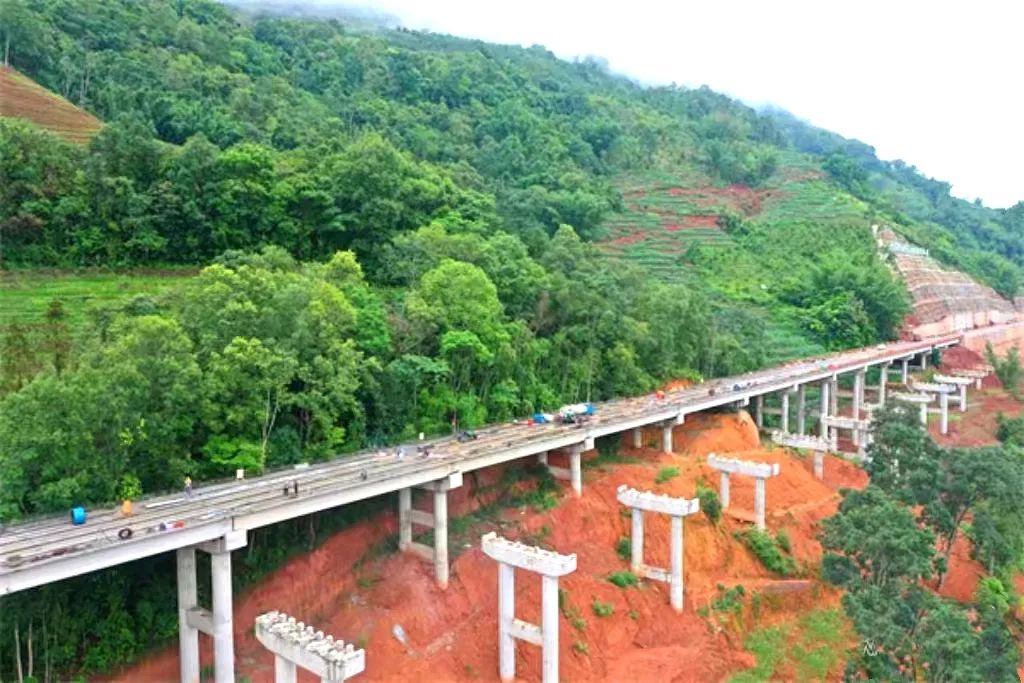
433;488;450;588
829;378;838;422
398;487;412;551
902;359;910;384
813;452;824;480
796;385;806;435
210;549;235;683
852;371;864;446
662;424;673;454
939;392;949;435
754;395;764;429
570;449;583;497
920;402;928;426
670;515;684;612
818;380;830;439
632;427;642;449
719;471;731;509
273;656;297;683
498;562;515;682
541;575;560;683
754;477;767;530
878;364;890;405
959;384;967;412
780;392;790;433
630;508;644;572
537;451;548;466
176;547;200;683
920;353;927;370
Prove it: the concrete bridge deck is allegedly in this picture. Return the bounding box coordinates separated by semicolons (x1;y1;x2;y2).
0;336;957;597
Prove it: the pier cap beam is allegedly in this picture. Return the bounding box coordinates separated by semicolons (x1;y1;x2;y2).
769;430;830;453
707;454;780;479
911;381;954;394
481;532;577;576
933;374;972;387
616;485;700;517
254;611;366;682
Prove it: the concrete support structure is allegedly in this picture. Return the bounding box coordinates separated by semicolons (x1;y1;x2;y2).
892;392;931;426
953;368;987;390
177;530;247;683
911;382;955;435
632;427;643;449
769;431;830;479
397;471;463;588
616;486;699;612
919;352;928;370
851;370;866;446
901;358;910;384
877;363;891;406
659;414;684;455
796;385;807;435
254;611;365;683
779;391;791;433
545;441;591;497
818;380;830;440
707;455;781;529
934;374;972;412
754;395;764;429
822;416;872;458
481;533;577;683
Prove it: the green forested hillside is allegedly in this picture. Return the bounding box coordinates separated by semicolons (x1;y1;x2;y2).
0;1;1021;678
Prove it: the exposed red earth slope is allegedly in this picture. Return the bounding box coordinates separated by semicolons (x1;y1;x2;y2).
112;391;1021;682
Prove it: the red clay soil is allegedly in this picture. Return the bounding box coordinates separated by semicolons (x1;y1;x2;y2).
665;185;782;217
113;412;866;683
610;232;646;246
111;402;1023;683
937;345;986;371
0;66;103;144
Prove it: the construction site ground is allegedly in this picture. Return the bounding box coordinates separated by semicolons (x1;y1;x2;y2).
109;374;1024;683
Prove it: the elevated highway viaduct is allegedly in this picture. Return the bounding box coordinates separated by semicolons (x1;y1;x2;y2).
0;336;959;682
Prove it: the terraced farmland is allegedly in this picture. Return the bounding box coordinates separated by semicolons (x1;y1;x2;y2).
0;66;102;143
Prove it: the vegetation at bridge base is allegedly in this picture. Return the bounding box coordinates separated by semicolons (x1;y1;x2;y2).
819;406;1024;681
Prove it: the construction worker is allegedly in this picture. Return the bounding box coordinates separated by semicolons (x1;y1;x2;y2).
184;476;193;498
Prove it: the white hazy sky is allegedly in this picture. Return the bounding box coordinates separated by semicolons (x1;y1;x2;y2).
294;0;1022;208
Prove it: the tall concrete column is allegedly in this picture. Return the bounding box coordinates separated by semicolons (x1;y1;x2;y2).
920;352;927;370
498;563;515;682
902;358;910;383
398;487;412;551
813;452;824;480
274;657;296;683
796;384;806;435
878;364;890;405
632;428;642;449
939;392;949;435
829;378;838;421
920;402;928;426
211;549;234;683
177;547;200;683
541;575;560;683
537;451;548;466
662;424;673;454
754;477;767;530
852;370;865;446
819;380;830;439
670;515;684;612
433;488;450;588
719;471;731;509
959;384;968;412
569;449;582;497
754;395;764;429
630;508;644;572
780;392;790;433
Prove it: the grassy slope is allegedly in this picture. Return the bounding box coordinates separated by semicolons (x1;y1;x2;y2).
0;66;103;144
0;269;194;333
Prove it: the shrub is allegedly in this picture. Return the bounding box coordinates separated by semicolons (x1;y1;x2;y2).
743;529;797;576
616;536;631;561
607;570;639;588
573;640;589;654
775;530;791;554
591;601;614;617
697;484;722;524
655;466;680;484
986;342;1021;397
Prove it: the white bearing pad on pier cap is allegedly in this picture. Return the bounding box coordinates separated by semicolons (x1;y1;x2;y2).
481;532;577;576
615;485;700;516
255;611;366;682
706;454;780;479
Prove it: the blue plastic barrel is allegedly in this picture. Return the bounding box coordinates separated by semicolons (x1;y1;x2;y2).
70;506;87;525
